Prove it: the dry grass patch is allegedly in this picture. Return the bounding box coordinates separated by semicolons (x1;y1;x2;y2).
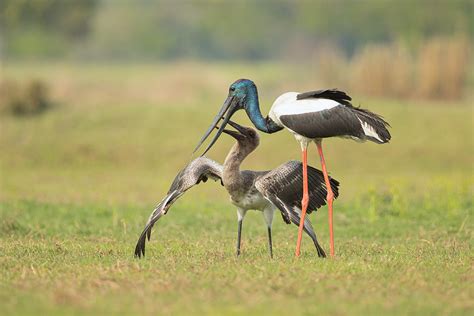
0;79;53;116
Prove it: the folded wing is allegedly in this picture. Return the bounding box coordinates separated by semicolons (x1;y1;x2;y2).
285;89;391;143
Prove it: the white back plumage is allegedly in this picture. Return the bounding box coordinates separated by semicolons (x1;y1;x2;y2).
269;92;340;126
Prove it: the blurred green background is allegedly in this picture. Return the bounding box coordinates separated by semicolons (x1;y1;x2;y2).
1;0;472;60
0;1;473;315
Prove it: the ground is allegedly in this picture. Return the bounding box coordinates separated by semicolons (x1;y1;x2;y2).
0;63;472;315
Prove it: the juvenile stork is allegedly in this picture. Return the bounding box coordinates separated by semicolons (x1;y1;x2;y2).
194;79;391;257
135;120;339;258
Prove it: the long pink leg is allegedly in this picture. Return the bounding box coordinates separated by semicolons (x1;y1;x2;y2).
295;146;309;257
316;140;335;257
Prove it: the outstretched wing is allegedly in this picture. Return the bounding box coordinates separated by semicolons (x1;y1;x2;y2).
264;193;327;257
255;161;340;257
256;160;339;216
134;157;223;258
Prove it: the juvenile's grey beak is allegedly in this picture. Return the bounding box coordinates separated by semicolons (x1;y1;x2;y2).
226;120;247;134
193;95;239;156
219;120;245;141
222;128;244;140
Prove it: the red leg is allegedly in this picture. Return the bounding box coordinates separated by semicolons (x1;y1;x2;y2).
316;141;335;257
295;146;309;257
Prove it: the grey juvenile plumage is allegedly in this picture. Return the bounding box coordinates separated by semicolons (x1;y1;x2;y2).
134;121;339;258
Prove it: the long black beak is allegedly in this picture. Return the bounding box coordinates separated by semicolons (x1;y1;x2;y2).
193;95;239;156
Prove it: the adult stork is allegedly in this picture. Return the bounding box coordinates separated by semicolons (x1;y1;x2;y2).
194;79;391;257
135;120;339;258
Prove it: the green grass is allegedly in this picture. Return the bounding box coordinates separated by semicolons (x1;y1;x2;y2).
1;63;473;315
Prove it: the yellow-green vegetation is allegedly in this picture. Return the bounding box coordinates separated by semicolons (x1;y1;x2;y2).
0;63;473;315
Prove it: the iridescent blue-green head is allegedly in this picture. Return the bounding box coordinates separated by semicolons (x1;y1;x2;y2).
229;79;257;101
194;78;259;155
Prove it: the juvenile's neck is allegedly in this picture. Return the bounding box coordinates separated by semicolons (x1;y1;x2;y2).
223;143;250;174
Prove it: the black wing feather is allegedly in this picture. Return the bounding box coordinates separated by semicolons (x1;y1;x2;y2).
255;161;340;257
297;89;352;106
260;189;326;257
256;161;339;215
288;206;326;257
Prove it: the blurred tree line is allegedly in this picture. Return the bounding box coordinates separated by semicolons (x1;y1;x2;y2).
0;0;472;60
0;0;98;58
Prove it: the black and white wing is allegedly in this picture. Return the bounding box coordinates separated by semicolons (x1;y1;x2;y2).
134;157;223;258
275;89;391;143
255;160;340;257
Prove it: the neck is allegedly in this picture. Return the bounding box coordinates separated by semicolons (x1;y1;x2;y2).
223;142;255;182
245;87;284;134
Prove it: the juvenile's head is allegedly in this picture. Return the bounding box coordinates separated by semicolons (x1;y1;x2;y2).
221;120;260;149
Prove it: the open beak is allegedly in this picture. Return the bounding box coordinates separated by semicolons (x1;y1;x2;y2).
193;95;240;156
222;128;244;140
226;120;248;134
219;120;245;141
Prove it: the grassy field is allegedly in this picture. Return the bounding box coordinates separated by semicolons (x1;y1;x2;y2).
1;63;473;315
